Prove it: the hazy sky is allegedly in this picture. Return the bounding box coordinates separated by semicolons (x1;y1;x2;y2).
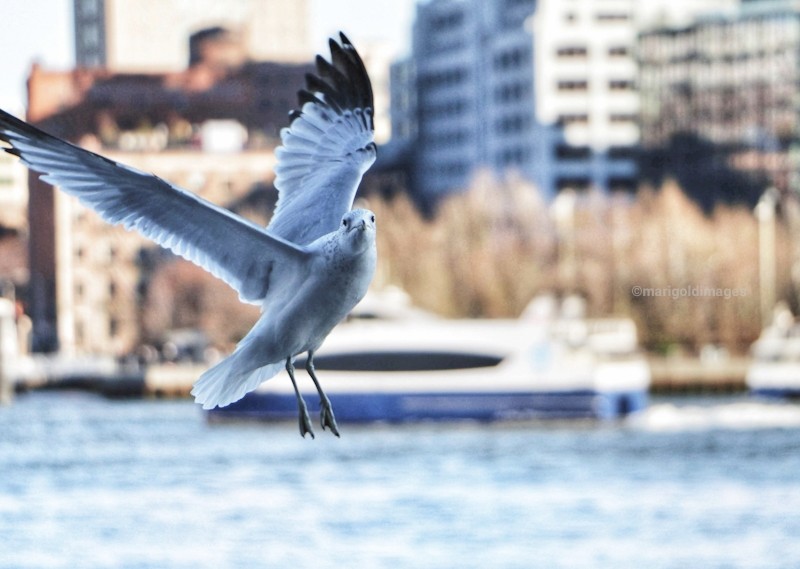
0;0;416;111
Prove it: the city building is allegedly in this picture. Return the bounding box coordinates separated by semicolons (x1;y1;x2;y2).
638;0;800;210
74;0;311;70
0;151;27;231
393;0;741;206
533;0;640;194
26;29;313;355
405;0;544;205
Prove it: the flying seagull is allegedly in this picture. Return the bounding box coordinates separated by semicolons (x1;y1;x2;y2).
0;32;377;438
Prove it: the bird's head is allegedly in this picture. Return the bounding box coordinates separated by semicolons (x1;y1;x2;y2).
339;208;376;254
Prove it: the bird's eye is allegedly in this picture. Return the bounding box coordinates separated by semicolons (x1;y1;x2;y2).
370;215;375;223
342;219;348;227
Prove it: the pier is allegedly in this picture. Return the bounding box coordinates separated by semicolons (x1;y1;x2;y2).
648;356;748;394
10;356;752;401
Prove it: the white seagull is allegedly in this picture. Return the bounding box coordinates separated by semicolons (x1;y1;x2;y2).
0;33;377;438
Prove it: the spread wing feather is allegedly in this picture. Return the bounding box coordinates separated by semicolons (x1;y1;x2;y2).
269;32;376;246
0;109;309;304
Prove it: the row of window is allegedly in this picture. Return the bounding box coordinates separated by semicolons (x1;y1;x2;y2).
427;161;470;179
495;81;530;103
423;129;470;146
555;144;638;160
495;114;533;135
74;315;122;346
494;47;530;71
563;12;630;24
430;10;465;31
556;45;630;58
419;98;468;119
496;146;530;166
557;113;638;126
74;278;123;302
557;79;635;92
418;68;469;89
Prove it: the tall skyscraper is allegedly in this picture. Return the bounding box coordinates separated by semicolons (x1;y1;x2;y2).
74;0;311;70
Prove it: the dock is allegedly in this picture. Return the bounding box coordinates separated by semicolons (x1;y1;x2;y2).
648;356;748;394
10;356;752;400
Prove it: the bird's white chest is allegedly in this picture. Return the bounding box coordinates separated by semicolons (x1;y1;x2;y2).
269;242;375;353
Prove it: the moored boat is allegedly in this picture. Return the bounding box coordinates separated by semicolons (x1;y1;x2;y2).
747;303;800;398
208;293;650;424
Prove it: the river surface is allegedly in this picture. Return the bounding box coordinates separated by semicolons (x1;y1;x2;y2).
2;392;800;568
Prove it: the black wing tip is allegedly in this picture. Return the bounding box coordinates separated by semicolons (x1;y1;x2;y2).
2;146;22;158
0;107;49;152
287;32;374;129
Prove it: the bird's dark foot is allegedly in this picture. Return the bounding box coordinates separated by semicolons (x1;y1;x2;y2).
319;398;340;437
299;409;315;439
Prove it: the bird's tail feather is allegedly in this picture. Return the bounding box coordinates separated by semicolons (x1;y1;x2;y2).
191;354;284;410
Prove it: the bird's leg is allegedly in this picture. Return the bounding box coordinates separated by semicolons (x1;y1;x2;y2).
306;351;340;437
286;357;314;439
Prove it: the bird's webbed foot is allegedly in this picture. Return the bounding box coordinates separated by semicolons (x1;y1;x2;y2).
298;403;315;439
318;397;340;438
286;357;315;439
306;351;340;438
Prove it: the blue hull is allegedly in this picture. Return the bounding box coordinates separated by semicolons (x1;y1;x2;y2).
751;388;800;399
208;389;648;423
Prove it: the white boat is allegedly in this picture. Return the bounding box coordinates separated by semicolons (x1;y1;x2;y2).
209;292;650;423
747;303;800;398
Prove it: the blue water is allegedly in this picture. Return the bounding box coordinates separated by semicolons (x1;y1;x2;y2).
2;393;800;569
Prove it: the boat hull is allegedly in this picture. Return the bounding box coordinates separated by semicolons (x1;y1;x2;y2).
208;388;648;423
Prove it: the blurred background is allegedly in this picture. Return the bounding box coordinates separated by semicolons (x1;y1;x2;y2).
2;1;800;568
0;0;798;365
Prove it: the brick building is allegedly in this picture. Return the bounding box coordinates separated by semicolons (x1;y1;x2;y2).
26;29;312;354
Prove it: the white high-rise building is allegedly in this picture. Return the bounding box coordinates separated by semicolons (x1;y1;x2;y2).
74;0;311;70
533;0;640;193
533;0;739;193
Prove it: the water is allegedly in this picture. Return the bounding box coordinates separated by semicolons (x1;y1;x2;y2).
2;393;800;569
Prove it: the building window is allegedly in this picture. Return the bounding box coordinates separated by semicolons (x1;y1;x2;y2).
558;80;589;92
558;113;589;126
419;68;468;89
609;113;637;124
557;46;588;58
608;177;637;192
431;10;465;31
556;145;591;160
498;146;528;166
596;13;629;23
608;46;630;58
495;115;529;134
557;177;591;191
494;48;529;70
609;80;635;91
496;82;529;102
608;145;637;160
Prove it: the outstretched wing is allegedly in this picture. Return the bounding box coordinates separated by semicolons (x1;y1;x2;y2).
0;109;309;304
268;32;376;245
